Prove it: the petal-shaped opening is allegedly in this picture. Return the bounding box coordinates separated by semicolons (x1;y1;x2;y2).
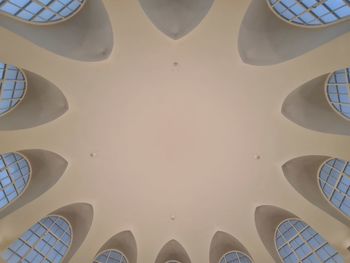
209;231;253;263
0;69;68;130
95;231;137;263
238;0;350;65
52;202;94;263
255;205;296;262
0;149;68;218
139;0;214;39
283;156;350;227
155;239;191;263
0;0;114;61
281;74;350;135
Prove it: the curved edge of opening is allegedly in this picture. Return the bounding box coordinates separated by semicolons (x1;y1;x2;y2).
282;155;350;227
0;69;69;130
155;239;191;263
95;230;137;263
209;231;253;263
255;205;297;263
0;0;114;61
238;0;350;66
138;0;214;40
51;202;94;263
281;74;350;135
0;149;68;219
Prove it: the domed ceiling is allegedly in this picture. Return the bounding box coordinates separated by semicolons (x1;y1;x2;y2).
1;0;350;262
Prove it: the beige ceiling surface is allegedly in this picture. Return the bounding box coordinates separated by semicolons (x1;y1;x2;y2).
1;0;350;262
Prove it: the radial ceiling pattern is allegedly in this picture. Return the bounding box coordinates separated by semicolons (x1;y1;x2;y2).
0;0;350;263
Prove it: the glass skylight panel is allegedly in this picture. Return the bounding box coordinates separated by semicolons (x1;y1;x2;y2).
220;251;253;263
267;0;350;26
2;215;72;263
326;67;350;120
275;219;343;263
94;250;128;263
0;0;85;24
0;62;26;117
0;152;30;210
319;158;350;217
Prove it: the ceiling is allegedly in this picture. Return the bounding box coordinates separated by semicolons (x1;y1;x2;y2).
1;0;350;262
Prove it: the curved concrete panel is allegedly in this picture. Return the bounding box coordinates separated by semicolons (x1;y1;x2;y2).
238;0;350;65
0;70;68;130
0;149;68;219
155;239;191;263
52;203;94;263
283;156;350;227
139;0;214;39
95;231;137;263
255;205;296;262
281;74;350;135
209;231;253;263
0;0;114;61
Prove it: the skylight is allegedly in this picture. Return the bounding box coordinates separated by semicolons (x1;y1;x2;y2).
94;250;128;263
0;63;26;117
326;67;350;120
0;152;30;210
0;0;85;24
319;158;350;217
2;215;72;263
275;219;343;262
220;251;253;263
267;0;350;27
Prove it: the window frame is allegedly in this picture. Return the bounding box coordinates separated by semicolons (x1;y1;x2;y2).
318;157;350;218
274;217;343;263
93;249;129;263
218;250;254;263
3;214;73;263
266;0;350;28
324;68;350;121
0;0;87;25
0;63;27;117
0;151;31;211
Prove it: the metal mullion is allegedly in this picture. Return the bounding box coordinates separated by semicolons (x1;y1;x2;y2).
37;217;63;262
13;0;33;17
346;68;350;99
289;224;324;263
276;0;302;22
29;0;57;22
334;71;344;111
318;1;341;21
277;228;300;261
2;158;20;196
328;162;347;202
295;0;328;24
32;0;65;20
18;227;50;262
47;225;69;247
237;252;242;263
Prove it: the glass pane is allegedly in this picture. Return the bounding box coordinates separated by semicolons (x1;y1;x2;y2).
2;215;72;263
275;219;343;263
0;62;26;116
0;0;85;24
219;251;253;263
268;0;350;26
94;250;128;263
0;152;30;209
